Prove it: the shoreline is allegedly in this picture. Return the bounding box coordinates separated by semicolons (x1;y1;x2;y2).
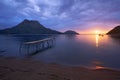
0;57;120;80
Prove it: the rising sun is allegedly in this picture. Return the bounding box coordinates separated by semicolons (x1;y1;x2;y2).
94;30;101;35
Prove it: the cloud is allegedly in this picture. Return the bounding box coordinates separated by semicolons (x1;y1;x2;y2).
0;0;120;31
2;0;20;7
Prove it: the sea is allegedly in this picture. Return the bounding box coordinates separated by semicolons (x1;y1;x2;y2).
0;34;120;69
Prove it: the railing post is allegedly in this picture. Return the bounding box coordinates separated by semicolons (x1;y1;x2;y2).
42;42;44;49
27;45;30;55
47;40;49;48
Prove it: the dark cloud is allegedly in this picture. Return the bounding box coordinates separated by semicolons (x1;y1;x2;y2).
0;0;120;32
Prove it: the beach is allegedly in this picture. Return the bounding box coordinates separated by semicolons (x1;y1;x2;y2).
0;57;120;80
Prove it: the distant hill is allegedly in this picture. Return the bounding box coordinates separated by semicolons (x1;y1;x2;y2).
64;30;79;35
107;25;120;35
0;19;61;34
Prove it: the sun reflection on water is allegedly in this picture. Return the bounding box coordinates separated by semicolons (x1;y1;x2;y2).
95;34;99;48
91;60;105;69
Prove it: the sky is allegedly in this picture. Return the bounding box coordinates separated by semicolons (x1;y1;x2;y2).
0;0;120;33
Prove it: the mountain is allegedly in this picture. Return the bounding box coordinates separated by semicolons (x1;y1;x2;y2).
0;19;61;34
64;30;79;35
107;25;120;35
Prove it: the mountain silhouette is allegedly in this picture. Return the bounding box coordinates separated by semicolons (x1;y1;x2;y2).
0;19;61;34
64;30;79;34
107;25;120;35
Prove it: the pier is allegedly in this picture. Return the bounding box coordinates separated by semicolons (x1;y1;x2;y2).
19;38;54;55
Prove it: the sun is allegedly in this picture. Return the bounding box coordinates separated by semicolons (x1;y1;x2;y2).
94;30;101;34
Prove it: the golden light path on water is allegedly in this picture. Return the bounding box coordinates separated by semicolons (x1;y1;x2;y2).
78;31;113;69
94;34;105;69
95;34;99;48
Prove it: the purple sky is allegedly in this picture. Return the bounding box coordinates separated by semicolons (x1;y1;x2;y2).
0;0;120;33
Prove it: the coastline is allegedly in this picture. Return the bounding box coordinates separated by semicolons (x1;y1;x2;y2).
0;57;120;80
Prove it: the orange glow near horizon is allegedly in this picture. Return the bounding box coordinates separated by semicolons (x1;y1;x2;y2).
78;29;108;34
95;30;101;34
76;26;111;34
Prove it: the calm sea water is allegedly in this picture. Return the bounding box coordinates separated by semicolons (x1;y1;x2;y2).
0;34;120;69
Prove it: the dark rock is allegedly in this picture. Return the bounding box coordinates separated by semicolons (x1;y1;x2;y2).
107;25;120;35
64;30;79;35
